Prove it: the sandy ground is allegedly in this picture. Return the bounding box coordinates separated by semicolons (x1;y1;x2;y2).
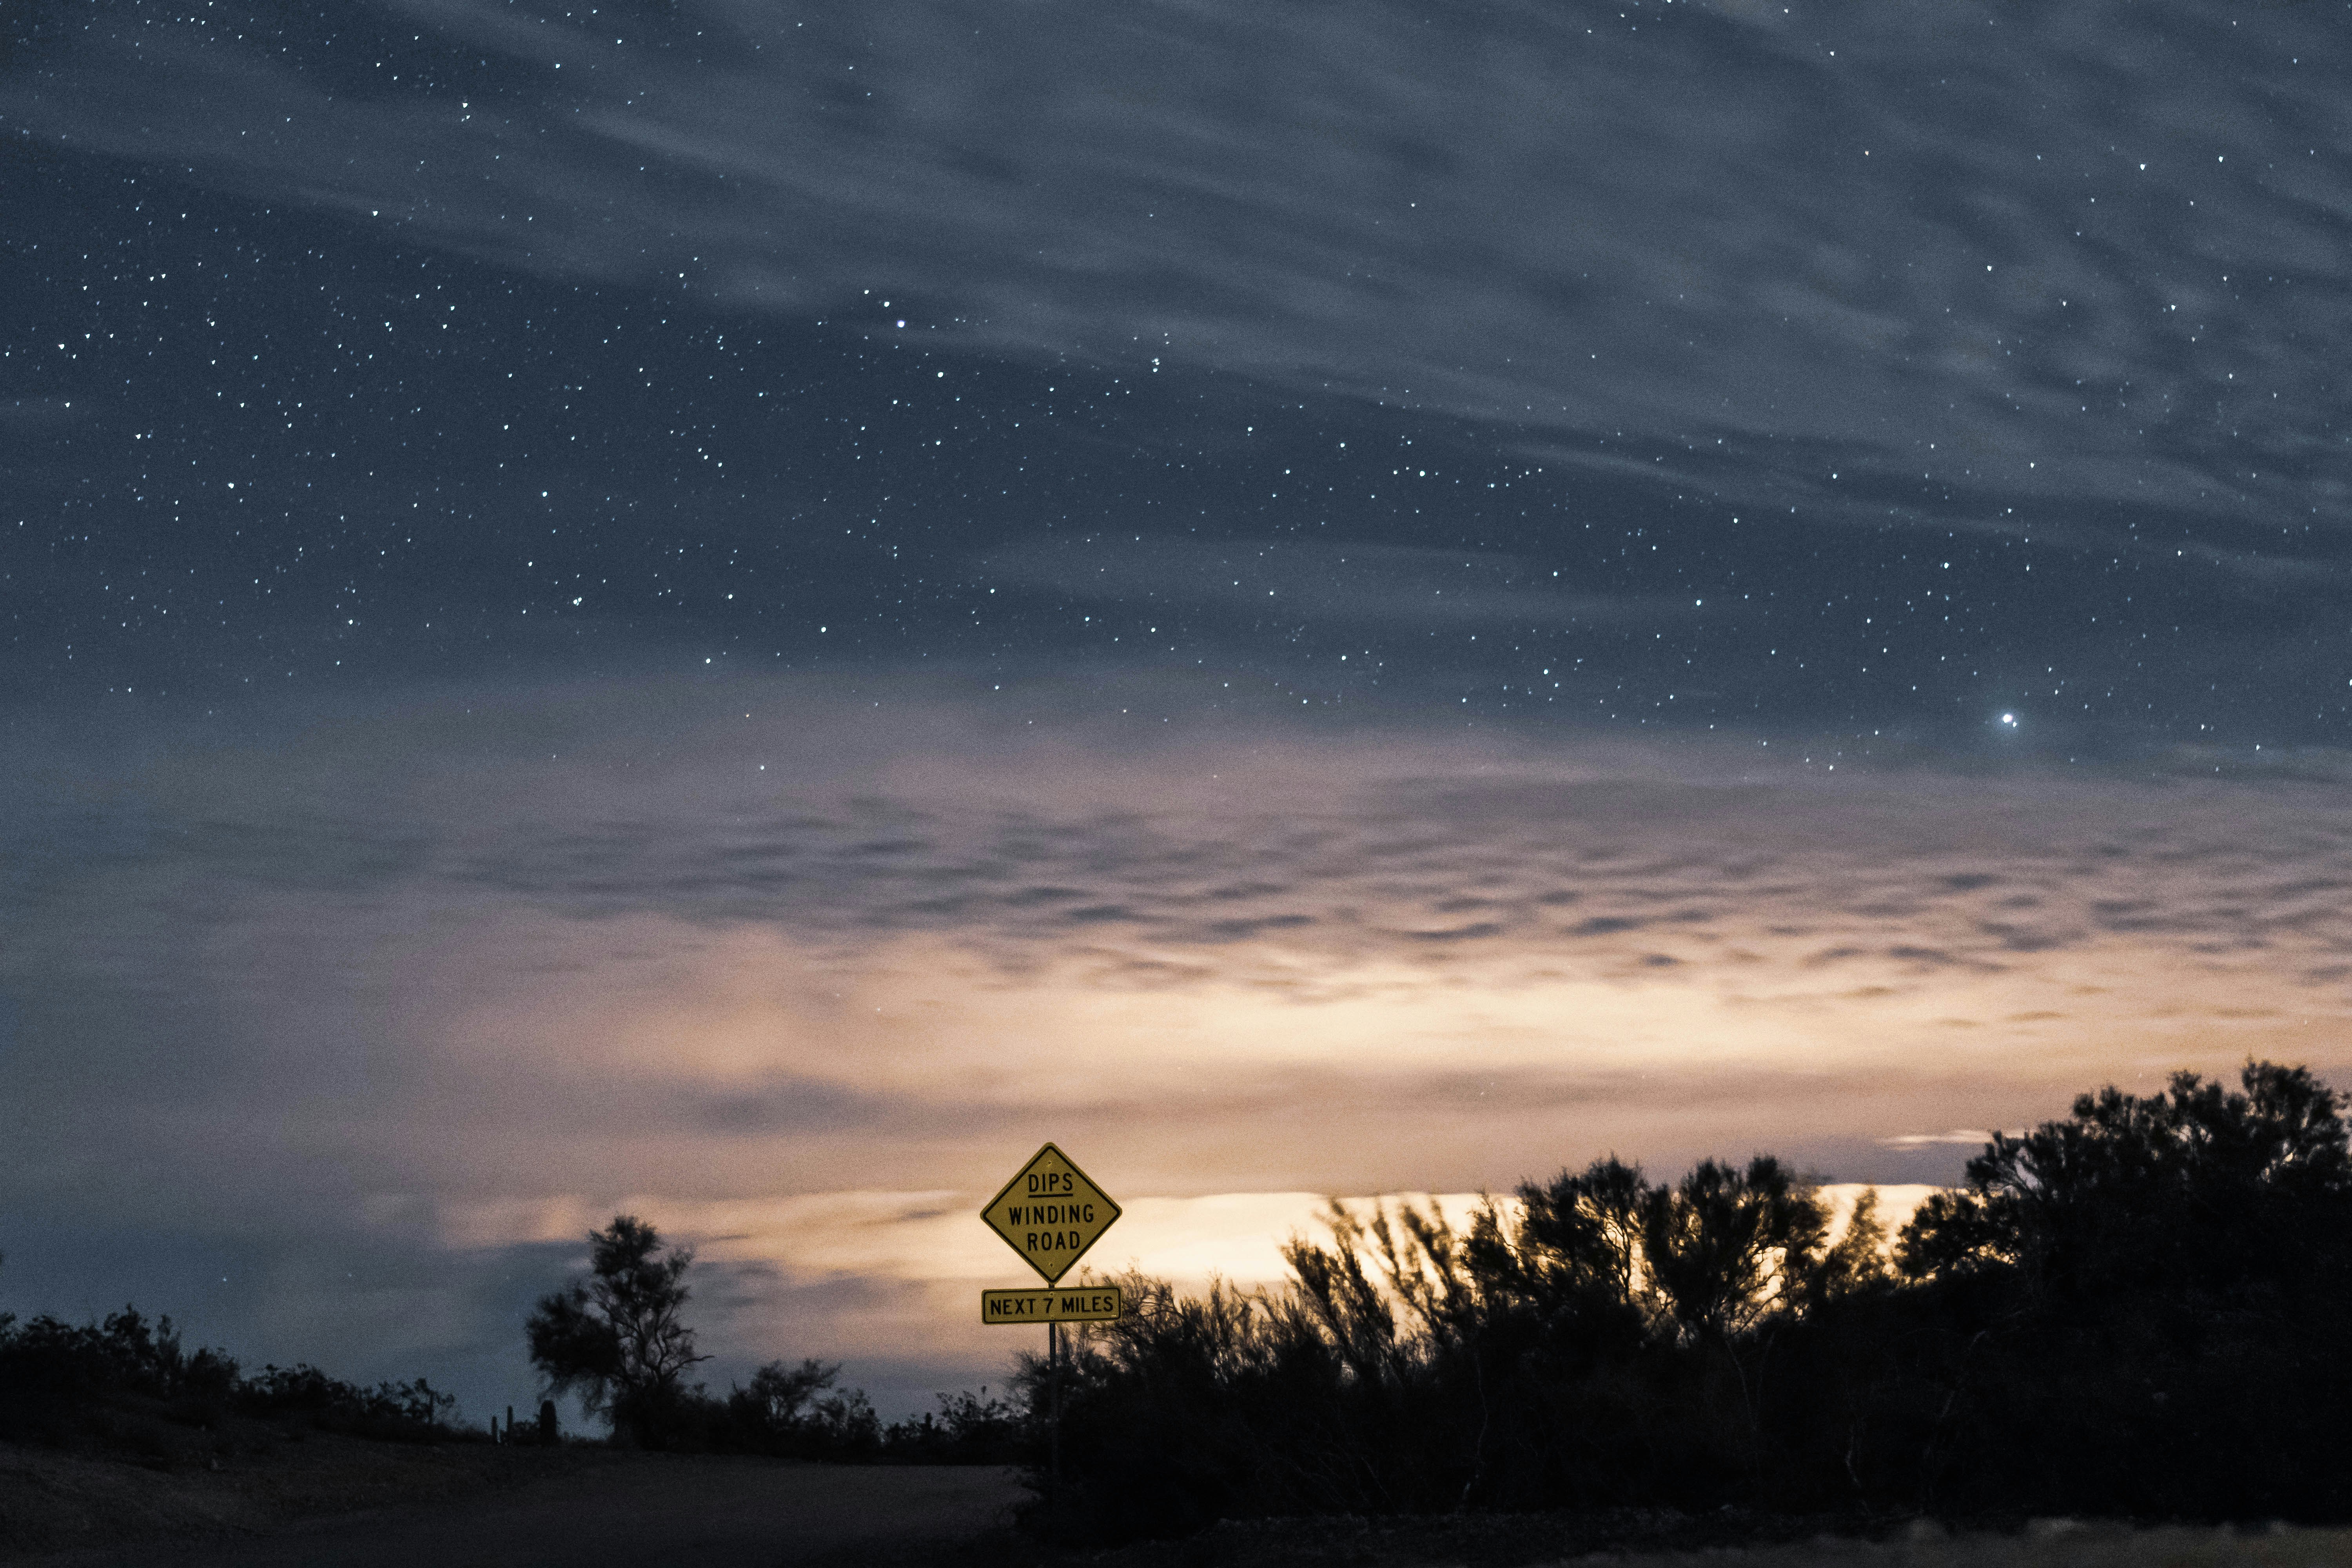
0;1441;1025;1568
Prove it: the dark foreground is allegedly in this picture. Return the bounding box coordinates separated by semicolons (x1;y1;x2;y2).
0;1439;1021;1567
9;1440;2352;1568
1089;1515;2352;1568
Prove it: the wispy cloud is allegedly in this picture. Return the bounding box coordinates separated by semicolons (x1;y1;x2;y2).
1878;1129;2002;1149
976;536;1706;630
16;671;2352;984
9;0;2347;543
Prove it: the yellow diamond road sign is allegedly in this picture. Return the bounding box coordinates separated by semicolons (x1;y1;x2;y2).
981;1143;1121;1285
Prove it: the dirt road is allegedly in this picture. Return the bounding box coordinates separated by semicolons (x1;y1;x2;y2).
20;1456;1026;1568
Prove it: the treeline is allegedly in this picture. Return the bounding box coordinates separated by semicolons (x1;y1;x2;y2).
523;1214;1029;1463
1040;1061;2352;1542
16;1059;2344;1530
0;1295;459;1464
0;1229;1027;1468
578;1360;1029;1465
0;1284;1023;1468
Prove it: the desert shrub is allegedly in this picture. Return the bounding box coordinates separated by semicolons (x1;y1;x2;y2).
236;1363;457;1441
0;1303;455;1455
577;1353;1017;1463
691;1357;880;1457
0;1308;241;1446
1029;1061;2352;1544
880;1384;1033;1464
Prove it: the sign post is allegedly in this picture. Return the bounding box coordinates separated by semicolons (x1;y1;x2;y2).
979;1143;1122;1528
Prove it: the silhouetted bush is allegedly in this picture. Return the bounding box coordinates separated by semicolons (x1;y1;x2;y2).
611;1359;1028;1463
880;1384;1032;1465
0;1298;457;1460
1025;1060;2352;1544
0;1308;241;1447
237;1363;458;1441
665;1356;879;1457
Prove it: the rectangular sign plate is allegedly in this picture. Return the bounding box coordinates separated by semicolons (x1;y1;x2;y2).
980;1285;1123;1325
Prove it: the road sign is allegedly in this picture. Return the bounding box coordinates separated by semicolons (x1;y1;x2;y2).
980;1142;1121;1284
981;1285;1123;1325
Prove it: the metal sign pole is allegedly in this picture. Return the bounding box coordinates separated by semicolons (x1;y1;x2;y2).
1048;1318;1063;1526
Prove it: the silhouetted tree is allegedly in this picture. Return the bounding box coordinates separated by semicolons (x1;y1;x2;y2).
1501;1155;1652;1315
1642;1156;1828;1343
1878;1060;2352;1519
526;1214;708;1445
1897;1059;2352;1300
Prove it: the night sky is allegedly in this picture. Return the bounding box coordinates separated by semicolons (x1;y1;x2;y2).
4;0;2350;1423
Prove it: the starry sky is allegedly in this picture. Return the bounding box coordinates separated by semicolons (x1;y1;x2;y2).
4;0;2350;1423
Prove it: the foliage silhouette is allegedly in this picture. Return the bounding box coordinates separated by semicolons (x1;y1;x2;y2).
0;1240;1022;1468
1028;1060;2352;1544
517;1216;1032;1461
0;1286;457;1464
19;1060;2346;1518
878;1384;1031;1464
526;1214;709;1447
1898;1060;2350;1299
1641;1155;1833;1341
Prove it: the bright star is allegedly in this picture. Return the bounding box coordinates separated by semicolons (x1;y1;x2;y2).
2000;713;2017;726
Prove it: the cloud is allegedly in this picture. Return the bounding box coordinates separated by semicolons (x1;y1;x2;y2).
1877;1129;2002;1149
15;670;2352;996
976;535;1705;630
11;673;2352;1137
7;0;2347;547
